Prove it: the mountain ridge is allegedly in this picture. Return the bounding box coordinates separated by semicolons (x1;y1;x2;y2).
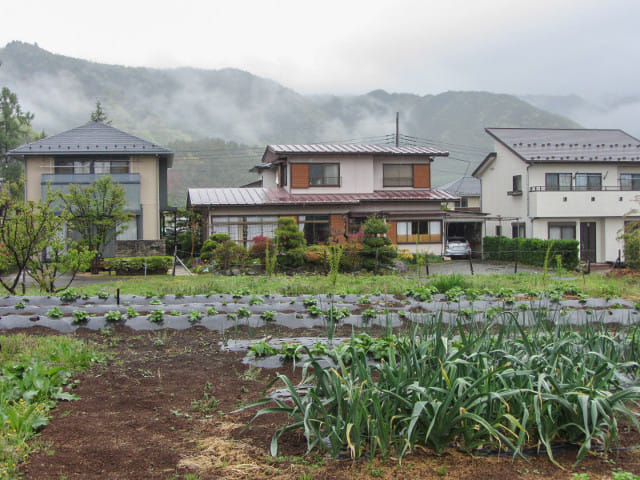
0;41;583;203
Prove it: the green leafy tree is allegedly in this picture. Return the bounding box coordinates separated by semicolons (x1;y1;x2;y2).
90;100;111;124
360;215;397;272
0;181;91;294
0;87;35;184
61;176;132;266
274;216;306;268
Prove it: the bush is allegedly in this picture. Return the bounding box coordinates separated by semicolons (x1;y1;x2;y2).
275;217;306;269
621;222;640;269
104;256;172;275
210;240;248;271
483;237;579;269
339;241;363;272
360;215;397;272
249;236;275;264
200;233;232;262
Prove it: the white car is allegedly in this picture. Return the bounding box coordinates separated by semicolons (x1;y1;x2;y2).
444;237;472;259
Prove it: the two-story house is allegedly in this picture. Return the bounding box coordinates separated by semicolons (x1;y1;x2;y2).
8;121;173;257
188;143;484;255
473;128;640;263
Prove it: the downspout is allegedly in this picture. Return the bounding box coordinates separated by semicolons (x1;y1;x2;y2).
526;164;532;236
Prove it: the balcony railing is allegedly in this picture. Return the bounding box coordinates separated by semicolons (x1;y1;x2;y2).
530;185;640;192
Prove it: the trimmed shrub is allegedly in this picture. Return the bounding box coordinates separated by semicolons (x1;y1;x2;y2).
483;237;579;269
360;215;397;272
275;217;306;269
104;256;172;275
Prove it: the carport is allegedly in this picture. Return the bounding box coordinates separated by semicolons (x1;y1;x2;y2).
442;211;486;258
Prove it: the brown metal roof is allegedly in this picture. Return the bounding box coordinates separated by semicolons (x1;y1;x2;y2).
188;187;458;207
266;144;449;156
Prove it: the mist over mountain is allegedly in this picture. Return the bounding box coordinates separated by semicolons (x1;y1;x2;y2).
1;41;586;204
519;94;640;139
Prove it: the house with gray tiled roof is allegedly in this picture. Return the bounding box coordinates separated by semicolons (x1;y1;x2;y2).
438;176;481;211
188;143;486;255
473;128;640;263
8;121;173;257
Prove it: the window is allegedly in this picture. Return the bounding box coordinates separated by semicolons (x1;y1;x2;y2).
279;164;287;187
117;217;139;241
54;157;130;175
495;225;502;236
620;173;640;191
298;215;330;244
210;216;278;247
575;173;601;191
511;175;522;194
309;164;339;186
460;197;469;208
548;222;576;240
511;222;525;238
396;220;441;243
545;173;572;191
383;164;413;187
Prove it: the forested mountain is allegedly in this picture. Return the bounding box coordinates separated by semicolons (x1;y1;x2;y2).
0;41;582;204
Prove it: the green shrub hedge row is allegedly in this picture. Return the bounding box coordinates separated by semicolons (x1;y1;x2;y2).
104;256;173;275
483;237;579;269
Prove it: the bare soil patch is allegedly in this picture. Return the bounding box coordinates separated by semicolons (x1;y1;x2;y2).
15;326;640;480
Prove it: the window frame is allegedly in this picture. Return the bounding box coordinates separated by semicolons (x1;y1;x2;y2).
545;172;573;191
511;222;525;238
575;173;602;191
620;173;640;191
308;163;340;187
53;157;130;175
548;222;576;240
396;220;442;243
383;164;414;187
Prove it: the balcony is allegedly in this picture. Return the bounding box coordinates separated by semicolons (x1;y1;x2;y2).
529;185;637;218
41;173;141;212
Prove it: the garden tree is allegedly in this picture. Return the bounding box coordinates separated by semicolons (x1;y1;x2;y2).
164;208;202;261
0;87;35;184
90;100;111;124
61;176;132;268
620;198;640;269
0;181;91;294
274;216;306;268
360;214;397;272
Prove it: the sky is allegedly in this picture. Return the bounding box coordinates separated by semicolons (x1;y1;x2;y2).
2;0;639;98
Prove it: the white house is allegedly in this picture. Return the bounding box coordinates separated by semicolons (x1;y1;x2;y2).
473;128;640;263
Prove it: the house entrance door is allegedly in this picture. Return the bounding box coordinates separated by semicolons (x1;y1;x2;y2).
580;222;596;263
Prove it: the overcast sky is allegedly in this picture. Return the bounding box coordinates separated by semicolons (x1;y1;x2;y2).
2;0;638;97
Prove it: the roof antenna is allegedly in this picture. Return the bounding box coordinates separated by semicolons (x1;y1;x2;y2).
395;112;399;147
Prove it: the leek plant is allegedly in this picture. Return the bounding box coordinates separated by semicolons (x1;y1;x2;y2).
245;310;640;466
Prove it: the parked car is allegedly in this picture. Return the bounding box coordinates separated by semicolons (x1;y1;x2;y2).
444;237;472;259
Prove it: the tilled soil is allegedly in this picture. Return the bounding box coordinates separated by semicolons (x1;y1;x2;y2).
14;325;640;480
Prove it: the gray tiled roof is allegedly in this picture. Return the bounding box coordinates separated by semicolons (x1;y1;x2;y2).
438;176;481;196
8;121;174;161
266;144;448;156
486;128;640;163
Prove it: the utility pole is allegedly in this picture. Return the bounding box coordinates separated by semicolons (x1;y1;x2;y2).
395;112;399;147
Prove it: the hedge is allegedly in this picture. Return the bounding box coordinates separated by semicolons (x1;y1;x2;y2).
483;237;579;269
104;256;173;275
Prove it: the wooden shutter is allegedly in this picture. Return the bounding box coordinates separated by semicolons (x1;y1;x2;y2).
387;221;398;244
413;164;431;188
330;214;346;237
290;164;309;188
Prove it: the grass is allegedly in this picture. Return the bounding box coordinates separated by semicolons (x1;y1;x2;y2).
29;270;640;301
0;334;102;479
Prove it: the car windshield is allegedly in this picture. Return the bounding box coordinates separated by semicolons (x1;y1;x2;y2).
447;238;466;243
